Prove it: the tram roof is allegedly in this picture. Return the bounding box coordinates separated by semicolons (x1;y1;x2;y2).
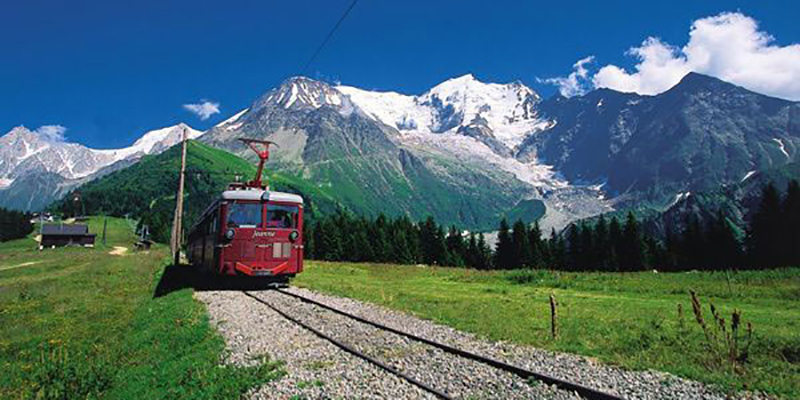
220;189;303;204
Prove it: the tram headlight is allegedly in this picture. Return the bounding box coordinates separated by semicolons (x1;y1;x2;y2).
289;230;299;242
224;228;236;240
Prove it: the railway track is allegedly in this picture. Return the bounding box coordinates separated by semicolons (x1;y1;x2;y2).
243;289;625;400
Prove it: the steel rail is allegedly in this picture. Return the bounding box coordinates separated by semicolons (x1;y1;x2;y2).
242;291;452;400
273;288;625;400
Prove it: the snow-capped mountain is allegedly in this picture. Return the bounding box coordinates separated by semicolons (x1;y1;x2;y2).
215;108;249;132
199;76;544;230
0;126;116;184
200;73;798;231
261;77;347;111
336;74;581;222
337;74;552;150
93;123;203;163
0;123;202;210
4;72;796;233
199;75;607;231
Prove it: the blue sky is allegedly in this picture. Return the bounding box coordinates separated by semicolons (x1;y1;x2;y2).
2;0;798;148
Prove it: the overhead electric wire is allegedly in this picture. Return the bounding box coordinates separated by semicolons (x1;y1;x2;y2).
299;0;359;76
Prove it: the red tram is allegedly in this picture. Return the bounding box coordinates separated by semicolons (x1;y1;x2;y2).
187;139;303;282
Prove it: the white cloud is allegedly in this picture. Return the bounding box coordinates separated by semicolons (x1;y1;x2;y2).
183;100;221;120
591;12;800;100
540;56;595;97
34;125;67;142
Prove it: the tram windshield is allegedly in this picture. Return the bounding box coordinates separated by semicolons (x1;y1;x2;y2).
266;204;298;229
227;202;262;228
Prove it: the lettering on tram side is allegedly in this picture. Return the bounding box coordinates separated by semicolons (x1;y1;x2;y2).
253;231;277;238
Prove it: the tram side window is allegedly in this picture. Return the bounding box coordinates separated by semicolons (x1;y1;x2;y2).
266;204;298;229
227;202;263;228
206;215;217;235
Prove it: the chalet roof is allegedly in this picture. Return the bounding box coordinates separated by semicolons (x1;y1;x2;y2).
41;224;92;236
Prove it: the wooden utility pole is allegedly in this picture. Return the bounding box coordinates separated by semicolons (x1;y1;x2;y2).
549;294;558;340
171;127;188;266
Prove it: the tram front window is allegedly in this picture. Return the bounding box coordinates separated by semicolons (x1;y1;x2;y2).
266;204;298;229
227;202;262;228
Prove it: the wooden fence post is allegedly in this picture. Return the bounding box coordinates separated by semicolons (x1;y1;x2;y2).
549;294;558;340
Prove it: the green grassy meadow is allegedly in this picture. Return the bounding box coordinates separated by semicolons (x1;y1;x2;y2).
0;217;282;399
294;261;800;398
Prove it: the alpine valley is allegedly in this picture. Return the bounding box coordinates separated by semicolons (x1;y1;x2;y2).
3;72;798;232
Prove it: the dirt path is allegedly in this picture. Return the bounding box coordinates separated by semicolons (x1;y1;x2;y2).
109;246;128;256
0;261;41;272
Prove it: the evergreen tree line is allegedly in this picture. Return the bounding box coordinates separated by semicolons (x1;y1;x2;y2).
306;181;800;271
0;208;34;242
493;211;659;271
305;213;492;269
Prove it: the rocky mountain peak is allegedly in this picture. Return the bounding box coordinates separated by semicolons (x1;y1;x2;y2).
421;75;544;145
335;74;550;150
0;122;205;210
668;72;747;98
124;123;203;156
3;126;33;138
255;76;347;111
1;126;47;145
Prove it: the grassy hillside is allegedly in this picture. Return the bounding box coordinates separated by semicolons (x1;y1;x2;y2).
267;147;534;231
0;217;281;398
53;141;342;242
295;261;800;398
502;199;546;225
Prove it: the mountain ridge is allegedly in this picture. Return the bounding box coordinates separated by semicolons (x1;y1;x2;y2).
200;76;536;230
519;71;800;208
5;71;798;235
0;123;202;210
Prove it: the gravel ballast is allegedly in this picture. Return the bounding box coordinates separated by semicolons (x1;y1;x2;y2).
196;288;765;399
197;290;434;399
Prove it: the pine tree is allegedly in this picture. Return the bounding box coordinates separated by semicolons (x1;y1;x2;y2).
527;222;543;268
418;217;449;266
351;217;373;262
407;219;423;263
680;214;706;269
511;219;530;269
303;219;315;259
707;210;742;269
312;219;326;261
477;233;493;269
620;212;645;271
608;217;622;271
593;215;610;271
320;218;343;261
390;218;416;264
780;180;800;266
663;224;680;271
434;224;450;265
644;236;661;269
370;214;391;262
494;218;515;269
748;183;782;268
465;233;479;269
578;222;594;270
445;225;466;267
548;228;566;270
419;216;439;265
567;224;581;270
